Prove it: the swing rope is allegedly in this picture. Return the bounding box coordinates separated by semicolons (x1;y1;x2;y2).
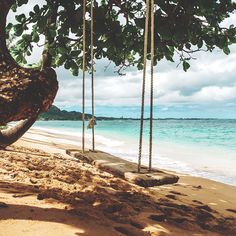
90;0;95;151
149;0;155;171
138;0;150;172
82;0;86;153
138;0;155;172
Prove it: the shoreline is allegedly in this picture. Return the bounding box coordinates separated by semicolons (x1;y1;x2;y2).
0;128;236;235
25;126;236;187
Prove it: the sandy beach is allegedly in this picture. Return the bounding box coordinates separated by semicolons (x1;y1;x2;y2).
0;128;236;236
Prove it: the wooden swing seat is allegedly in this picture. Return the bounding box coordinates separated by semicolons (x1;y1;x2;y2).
66;149;179;187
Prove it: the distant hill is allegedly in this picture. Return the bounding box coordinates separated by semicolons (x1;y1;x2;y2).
39;105;124;121
38;106;218;121
39;105;93;121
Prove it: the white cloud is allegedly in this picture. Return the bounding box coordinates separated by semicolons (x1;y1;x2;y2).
54;43;236;108
6;2;236;116
193;86;236;102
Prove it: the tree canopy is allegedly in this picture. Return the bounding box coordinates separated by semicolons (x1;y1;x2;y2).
7;0;236;74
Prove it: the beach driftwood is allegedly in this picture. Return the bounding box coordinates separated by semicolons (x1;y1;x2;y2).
66;149;179;187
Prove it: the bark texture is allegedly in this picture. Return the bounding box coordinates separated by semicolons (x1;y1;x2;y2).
0;0;58;125
0;117;37;148
0;0;58;148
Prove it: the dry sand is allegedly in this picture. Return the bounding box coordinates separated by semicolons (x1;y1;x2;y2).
0;129;236;236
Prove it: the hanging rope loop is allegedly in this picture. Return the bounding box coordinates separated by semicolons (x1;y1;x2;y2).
149;0;155;172
138;0;150;173
82;0;86;153
81;0;96;152
138;0;155;173
90;0;95;151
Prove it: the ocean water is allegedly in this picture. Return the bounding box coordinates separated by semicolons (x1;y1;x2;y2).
33;119;236;186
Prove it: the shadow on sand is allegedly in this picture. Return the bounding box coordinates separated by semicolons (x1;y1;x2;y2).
1;180;236;236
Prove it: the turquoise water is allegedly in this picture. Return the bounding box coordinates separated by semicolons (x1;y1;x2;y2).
33;119;236;185
35;119;236;151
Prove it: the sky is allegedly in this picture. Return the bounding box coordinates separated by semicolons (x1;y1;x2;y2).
7;1;236;118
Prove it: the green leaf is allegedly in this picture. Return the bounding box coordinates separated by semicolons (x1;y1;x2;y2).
17;0;28;7
71;68;79;76
14;24;24;36
49;29;57;38
165;54;174;62
33;5;40;13
70;60;78;70
185;43;191;50
8;0;236;74
15;14;26;23
22;34;32;41
223;46;230;55
58;47;68;55
64;60;71;70
29;11;35;18
32;31;39;43
183;61;190;72
56;55;67;66
71;50;81;57
15;54;27;65
48;48;57;57
15;55;22;63
231;37;236;44
6;23;13;36
197;40;203;49
11;4;17;12
37;17;47;34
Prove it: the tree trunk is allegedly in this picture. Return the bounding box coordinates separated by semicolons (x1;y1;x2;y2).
0;0;58;148
0;116;38;148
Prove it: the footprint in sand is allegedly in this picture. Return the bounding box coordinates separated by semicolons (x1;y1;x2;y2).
169;190;187;196
37;193;45;200
165;194;177;200
13;193;33;198
193;185;202;189
149;213;189;225
129;220;145;229
0;202;8;208
196;205;214;213
114;226;149;236
226;209;236;214
192;200;203;205
149;214;166;222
